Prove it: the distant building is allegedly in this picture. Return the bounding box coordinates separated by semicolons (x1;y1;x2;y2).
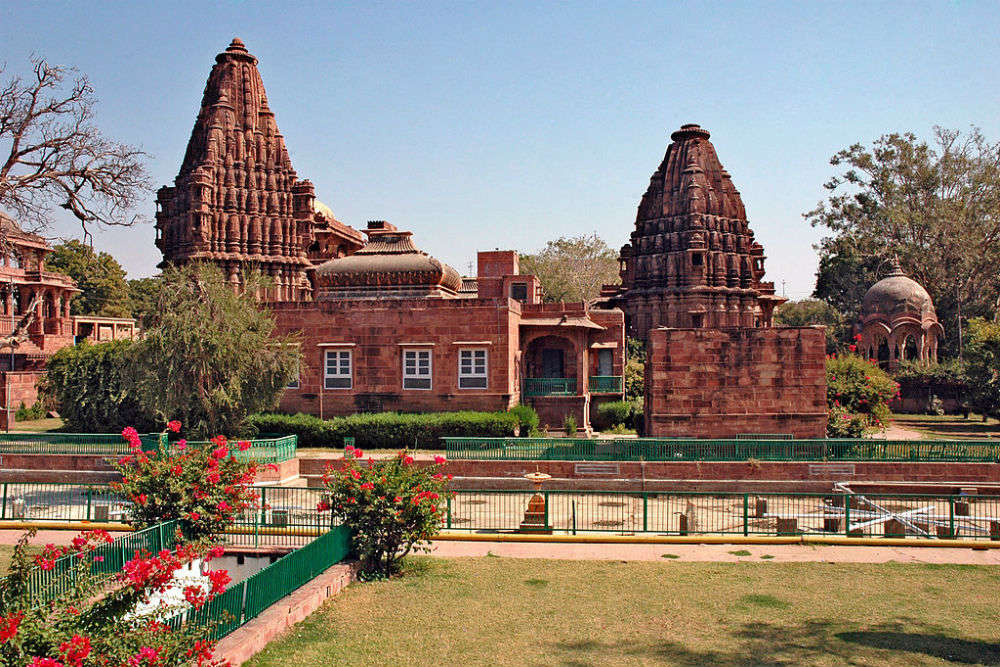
0;213;135;426
859;258;943;368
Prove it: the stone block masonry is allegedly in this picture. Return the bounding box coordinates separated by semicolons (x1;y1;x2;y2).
645;326;827;438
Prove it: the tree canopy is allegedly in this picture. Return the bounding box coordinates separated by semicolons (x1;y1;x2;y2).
132;263;300;437
47;239;130;317
806;127;1000;358
519;233;619;303
773;298;847;353
0;57;149;240
127;275;161;328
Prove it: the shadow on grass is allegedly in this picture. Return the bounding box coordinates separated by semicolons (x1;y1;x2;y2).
894;417;1000;438
551;620;1000;666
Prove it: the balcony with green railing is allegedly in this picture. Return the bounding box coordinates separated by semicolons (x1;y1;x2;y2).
588;375;623;394
523;377;577;397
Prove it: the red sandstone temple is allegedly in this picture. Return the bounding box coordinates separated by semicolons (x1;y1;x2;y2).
156;40;625;431
157;40;829;438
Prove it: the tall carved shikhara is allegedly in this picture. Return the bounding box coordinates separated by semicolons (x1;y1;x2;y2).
613;124;785;337
155;39;320;300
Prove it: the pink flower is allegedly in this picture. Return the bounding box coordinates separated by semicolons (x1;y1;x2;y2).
434;455;446;464
238;440;251;451
216;501;232;513
176;439;187;451
30;658;63;667
166;420;182;433
360;482;374;491
212;446;229;460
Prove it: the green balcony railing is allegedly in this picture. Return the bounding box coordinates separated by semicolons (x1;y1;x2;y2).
523;377;577;397
588;376;623;394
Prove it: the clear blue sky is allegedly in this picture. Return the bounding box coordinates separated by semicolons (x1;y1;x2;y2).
3;1;998;298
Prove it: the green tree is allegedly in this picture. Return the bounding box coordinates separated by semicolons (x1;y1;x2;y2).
806;127;1000;358
812;236;882;326
773;298;848;353
519;233;620;303
133;263;299;437
127;275;161;328
47;240;131;316
964;318;1000;419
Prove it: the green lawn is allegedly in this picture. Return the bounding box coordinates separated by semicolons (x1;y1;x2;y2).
9;417;66;433
893;414;1000;440
247;557;1000;667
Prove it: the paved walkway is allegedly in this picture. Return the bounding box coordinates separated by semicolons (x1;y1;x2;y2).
428;539;1000;564
876;422;925;440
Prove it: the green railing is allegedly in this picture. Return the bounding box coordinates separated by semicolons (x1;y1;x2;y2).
0;432;166;456
588;376;623;394
443;437;1000;462
445;489;1000;539
0;432;296;463
164;435;298;464
172;524;352;640
523;378;577;397
17;521;179;607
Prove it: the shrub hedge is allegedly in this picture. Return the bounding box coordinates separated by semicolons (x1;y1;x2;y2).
593;399;643;431
245;410;521;449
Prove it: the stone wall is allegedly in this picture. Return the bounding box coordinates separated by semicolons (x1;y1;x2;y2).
273;298;522;417
644;326;827;438
0;370;47;429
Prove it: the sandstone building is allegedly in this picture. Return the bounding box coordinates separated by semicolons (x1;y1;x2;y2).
159;40;625;431
605;124;785;339
0;213;135;426
155;39;363;299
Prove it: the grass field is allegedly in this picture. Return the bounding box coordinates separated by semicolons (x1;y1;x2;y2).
893;414;1000;440
246;557;1000;667
9;417;66;433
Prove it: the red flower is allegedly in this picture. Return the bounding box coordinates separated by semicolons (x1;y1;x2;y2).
354;449;364;459
59;634;91;667
434;455;446;464
188;512;200;522
360;482;375;491
137;493;148;506
29;658;64;667
206;568;231;594
167;420;182;433
403;455;414;465
0;612;23;643
237;440;251;451
317;500;330;512
848;344;857;352
176;439;187;451
184;585;208;609
127;646;162;666
212;446;229;460
206;471;221;485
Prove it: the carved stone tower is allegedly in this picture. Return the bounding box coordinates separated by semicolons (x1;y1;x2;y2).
155;38;322;300
614;124;785;337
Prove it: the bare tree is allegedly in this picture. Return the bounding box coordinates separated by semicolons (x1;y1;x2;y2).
0;57;150;242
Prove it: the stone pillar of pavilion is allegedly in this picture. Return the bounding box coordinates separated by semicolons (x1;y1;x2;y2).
608;124;786;339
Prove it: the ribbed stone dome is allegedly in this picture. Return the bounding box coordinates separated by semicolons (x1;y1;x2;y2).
314;221;462;298
861;259;937;324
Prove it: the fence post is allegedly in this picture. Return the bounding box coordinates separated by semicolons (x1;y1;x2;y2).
642;493;648;533
844;495;851;537
543;491;549;530
86;488;92;522
157;523;165;552
949;496;955;538
743;493;749;537
572;500;576;535
1;483;7;520
446;496;452;530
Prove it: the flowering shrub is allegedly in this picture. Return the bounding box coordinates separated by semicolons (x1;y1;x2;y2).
0;528;230;665
826;346;899;437
111;423;264;540
320;448;451;578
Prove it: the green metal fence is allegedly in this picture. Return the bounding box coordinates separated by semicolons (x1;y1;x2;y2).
19;520;179;607
523;378;576;397
171;524;352;640
0;432;297;463
443;437;1000;462
445;489;1000;540
0;432;166;456
163;435;298;464
588;376;623;394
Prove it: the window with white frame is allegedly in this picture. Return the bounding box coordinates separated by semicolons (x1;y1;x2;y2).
402;349;432;390
324;349;352;389
458;348;488;389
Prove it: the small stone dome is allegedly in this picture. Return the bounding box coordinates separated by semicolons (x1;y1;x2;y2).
858;258;943;368
861;258;937;326
314;221;462;299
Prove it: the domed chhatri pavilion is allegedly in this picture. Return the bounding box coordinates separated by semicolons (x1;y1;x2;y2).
859;258;943;368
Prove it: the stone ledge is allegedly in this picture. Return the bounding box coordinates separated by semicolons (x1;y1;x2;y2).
213;560;360;666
